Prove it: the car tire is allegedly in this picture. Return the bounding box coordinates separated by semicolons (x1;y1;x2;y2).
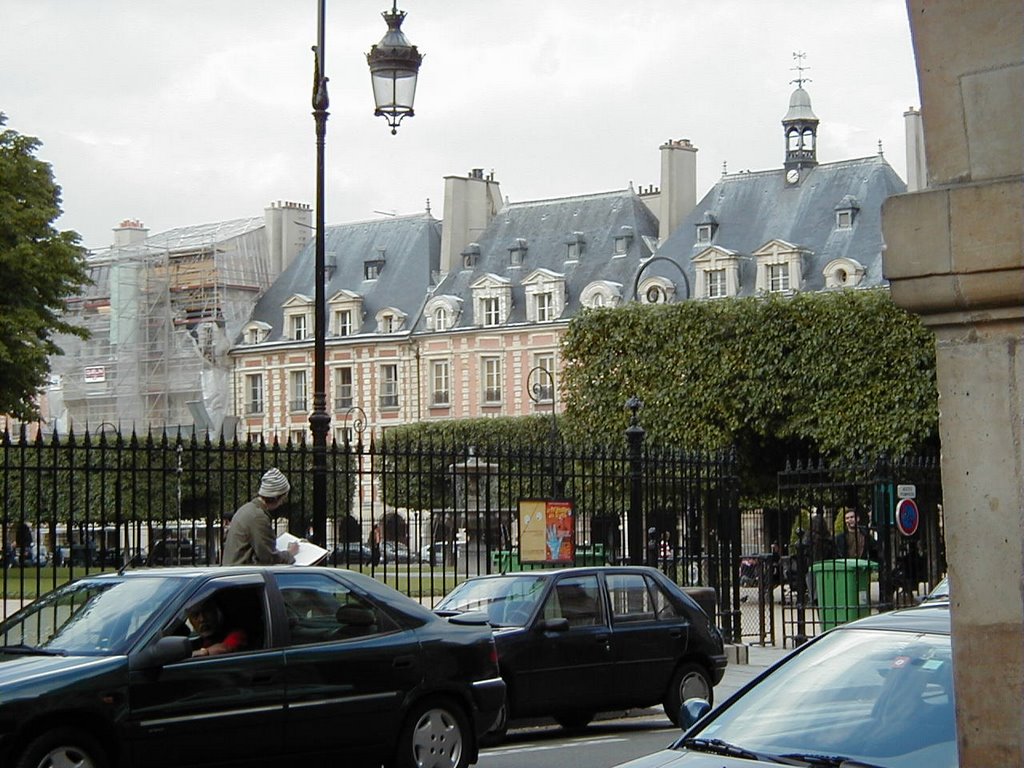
554;711;594;730
393;697;471;768
663;661;714;726
15;728;108;768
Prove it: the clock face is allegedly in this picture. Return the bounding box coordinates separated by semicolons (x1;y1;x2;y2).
786;169;800;184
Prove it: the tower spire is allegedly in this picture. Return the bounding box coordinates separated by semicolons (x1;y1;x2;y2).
782;52;819;182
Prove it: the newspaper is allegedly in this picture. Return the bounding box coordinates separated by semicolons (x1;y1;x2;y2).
276;532;329;566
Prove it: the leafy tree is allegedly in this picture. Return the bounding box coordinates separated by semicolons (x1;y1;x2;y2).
0;114;89;420
560;290;939;500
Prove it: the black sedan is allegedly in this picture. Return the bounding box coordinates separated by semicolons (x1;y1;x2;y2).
615;602;956;768
434;566;727;739
0;566;504;768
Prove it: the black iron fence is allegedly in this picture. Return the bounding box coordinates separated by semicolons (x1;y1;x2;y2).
735;455;945;646
1;425;743;639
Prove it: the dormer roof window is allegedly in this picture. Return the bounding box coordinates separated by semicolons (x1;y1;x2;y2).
424;295;463;331
637;275;677;305
364;258;385;280
565;232;585;261
695;212;718;244
375;306;406;334
613;226;634;256
508;238;528;266
243;321;272;345
581;280;623;309
461;243;481;269
823;257;867;289
834;195;860;230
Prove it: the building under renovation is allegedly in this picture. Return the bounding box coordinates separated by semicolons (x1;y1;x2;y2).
47;202;311;435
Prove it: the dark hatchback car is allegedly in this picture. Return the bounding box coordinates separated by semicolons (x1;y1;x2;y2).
0;566;504;768
615;602;956;768
434;566;727;738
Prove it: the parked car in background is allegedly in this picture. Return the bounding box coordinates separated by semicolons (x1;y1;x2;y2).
0;565;504;768
922;575;949;602
614;602;956;768
381;541;415;564
147;538;206;566
331;541;376;566
435;566;727;740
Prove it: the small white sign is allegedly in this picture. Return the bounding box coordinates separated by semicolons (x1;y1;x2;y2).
84;366;106;383
897;484;916;499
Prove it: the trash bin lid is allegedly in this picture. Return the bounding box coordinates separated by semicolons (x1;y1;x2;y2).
810;558;879;572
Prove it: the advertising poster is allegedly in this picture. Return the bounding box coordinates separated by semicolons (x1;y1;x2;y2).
519;499;574;564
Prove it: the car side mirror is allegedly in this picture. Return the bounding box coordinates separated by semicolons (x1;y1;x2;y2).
537;617;570;632
679;697;712;729
129;636;193;671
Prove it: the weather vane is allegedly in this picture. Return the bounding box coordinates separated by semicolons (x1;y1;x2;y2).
790;51;812;89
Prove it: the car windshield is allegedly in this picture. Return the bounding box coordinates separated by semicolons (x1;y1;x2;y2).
0;577;181;656
688;627;956;768
436;575;548;627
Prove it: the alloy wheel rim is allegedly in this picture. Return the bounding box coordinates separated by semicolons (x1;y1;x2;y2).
411;707;463;768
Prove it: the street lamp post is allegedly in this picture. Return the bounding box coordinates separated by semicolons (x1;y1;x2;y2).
309;2;422;547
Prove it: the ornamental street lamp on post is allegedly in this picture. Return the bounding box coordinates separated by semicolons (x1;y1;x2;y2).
309;1;422;547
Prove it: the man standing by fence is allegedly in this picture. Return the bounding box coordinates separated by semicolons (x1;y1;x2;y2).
223;468;299;566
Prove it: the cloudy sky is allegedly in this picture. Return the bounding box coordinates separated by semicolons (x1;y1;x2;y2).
2;0;920;251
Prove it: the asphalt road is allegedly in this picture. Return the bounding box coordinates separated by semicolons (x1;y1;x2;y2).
477;645;791;768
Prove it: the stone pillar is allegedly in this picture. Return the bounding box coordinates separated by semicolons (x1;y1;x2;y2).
881;2;1023;765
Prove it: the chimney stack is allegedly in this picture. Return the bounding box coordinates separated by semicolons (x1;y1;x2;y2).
113;219;148;247
658;139;698;242
440;169;502;274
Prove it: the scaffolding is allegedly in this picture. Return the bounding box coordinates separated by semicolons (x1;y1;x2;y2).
51;216;285;433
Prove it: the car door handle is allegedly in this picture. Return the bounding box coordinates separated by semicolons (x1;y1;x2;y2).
668;629;683;639
393;655;416;670
594;633;610;643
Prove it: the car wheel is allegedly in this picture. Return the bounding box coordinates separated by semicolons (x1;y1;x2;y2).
663;661;714;726
394;698;470;768
554;711;594;730
15;728;108;768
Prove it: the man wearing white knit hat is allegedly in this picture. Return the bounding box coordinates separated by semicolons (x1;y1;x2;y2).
222;467;300;565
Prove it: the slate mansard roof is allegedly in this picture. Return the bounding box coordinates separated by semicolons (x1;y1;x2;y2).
653;155;907;295
420;188;660;331
243;212;441;342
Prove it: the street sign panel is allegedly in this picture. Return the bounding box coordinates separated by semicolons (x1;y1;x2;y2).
895;498;920;536
897;484;916;499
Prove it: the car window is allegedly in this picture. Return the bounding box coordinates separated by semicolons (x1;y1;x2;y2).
692;627;955;766
542;575;604;627
0;577;180;655
605;573;681;623
166;583;268;655
276;571;399;645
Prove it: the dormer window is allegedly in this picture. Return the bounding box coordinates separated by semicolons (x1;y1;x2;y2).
364;259;384;280
243;321;271;344
327;289;363;336
834;195;860;230
580;280;623;309
565;232;585;261
375;307;406;333
462;243;480;269
424;295;462;331
613;226;634;256
754;239;804;295
637;276;676;305
823;257;866;289
695;212;718;244
282;295;314;342
522;268;566;323
509;238;528;266
693;246;739;299
470;273;511;328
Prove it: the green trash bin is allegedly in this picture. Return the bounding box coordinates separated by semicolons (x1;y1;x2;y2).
810;558;878;630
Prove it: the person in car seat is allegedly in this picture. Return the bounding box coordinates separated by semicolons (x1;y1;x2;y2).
187;599;248;657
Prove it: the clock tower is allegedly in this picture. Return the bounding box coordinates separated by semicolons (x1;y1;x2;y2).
782;52;819;184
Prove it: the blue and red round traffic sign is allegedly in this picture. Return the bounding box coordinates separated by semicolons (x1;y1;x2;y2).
895;498;920;536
